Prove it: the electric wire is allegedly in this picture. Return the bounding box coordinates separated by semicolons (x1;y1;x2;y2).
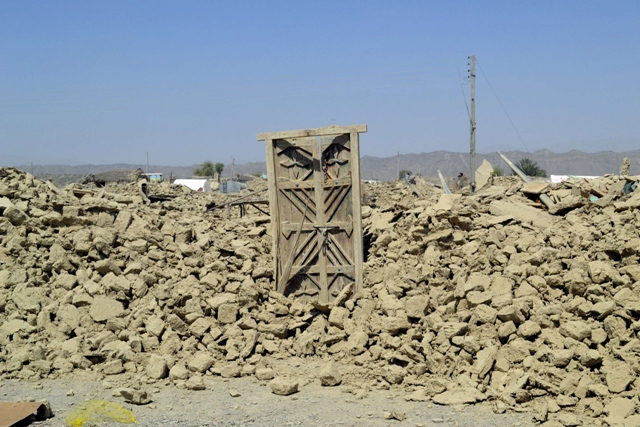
475;59;530;153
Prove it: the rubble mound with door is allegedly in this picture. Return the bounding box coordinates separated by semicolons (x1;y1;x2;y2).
3;165;640;425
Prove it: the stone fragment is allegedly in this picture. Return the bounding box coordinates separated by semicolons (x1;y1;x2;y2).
217;304;238;324
188;352;215;373
328;307;350;329
384;365;406;385
186;375;205;390
319;363;342;386
558;321;590;341
255;368;275;381
432;388;486;405
550;350;573;368
169;362;190;380
579;350;603;368
474;346;497;379
588;260;620;284
269;377;299;396
146;316;166;338
606;362;633;393
3;204;29;225
89;297;124;322
498;321;517;339
103;360;125;375
146;355;168;379
404;295;429;318
120;388;151;405
604;397;635;418
518;321;541;339
384;411;407;421
220;364;242;378
497;305;526;324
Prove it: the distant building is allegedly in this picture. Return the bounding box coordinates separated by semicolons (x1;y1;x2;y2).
173;179;212;192
142;173;163;182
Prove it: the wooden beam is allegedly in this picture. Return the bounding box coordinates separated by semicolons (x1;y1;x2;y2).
257;124;367;141
264;138;281;287
351;131;364;296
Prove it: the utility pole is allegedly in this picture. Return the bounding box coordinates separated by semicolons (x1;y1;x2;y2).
469;55;476;192
396;151;399;182
232;156;236;180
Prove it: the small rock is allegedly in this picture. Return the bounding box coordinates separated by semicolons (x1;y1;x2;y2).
255;368;275;381
383;410;406;421
269;377;299;396
186;375;206;391
229;390;241;397
319;363;342;386
120;388;151;405
432;388;486;405
606;361;633;393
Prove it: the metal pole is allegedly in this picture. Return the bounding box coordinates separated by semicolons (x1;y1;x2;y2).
437;169;451;194
146;151;149;175
232;156;235;181
396;151;399;182
498;151;555;209
470;55;476;193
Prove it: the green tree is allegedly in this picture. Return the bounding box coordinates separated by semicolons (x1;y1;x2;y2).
493;166;505;177
514;157;546;177
399;169;412;180
214;162;224;182
194;160;215;176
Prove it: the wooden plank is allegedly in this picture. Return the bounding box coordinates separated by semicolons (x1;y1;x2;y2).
350;131;364;295
313;138;330;304
264;138;281;287
257;124;367;141
278;202;309;293
0;402;47;427
278;181;316;190
322;177;352;188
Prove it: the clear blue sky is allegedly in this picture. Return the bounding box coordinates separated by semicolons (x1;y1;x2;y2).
1;1;639;166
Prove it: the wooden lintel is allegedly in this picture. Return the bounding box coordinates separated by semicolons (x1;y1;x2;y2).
257;124;367;141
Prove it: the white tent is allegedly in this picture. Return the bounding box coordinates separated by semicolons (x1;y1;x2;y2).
173;179;212;193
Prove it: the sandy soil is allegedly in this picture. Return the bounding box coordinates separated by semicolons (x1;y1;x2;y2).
1;374;534;427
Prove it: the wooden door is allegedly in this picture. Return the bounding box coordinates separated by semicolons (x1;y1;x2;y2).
257;125;366;304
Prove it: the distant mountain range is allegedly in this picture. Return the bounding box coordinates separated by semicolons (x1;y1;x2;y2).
11;149;640;184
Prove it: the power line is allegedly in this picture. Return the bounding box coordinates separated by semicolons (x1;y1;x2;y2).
475;59;530;153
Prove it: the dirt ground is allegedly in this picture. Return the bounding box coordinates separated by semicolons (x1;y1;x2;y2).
1;373;534;427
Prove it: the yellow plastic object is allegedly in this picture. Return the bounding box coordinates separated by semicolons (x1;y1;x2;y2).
65;400;136;426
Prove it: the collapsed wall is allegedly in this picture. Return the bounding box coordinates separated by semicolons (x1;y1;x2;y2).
2;166;640;425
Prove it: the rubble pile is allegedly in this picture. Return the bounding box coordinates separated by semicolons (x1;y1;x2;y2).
2;166;640;425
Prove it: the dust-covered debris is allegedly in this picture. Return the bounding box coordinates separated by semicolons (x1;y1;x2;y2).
2;167;640;425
